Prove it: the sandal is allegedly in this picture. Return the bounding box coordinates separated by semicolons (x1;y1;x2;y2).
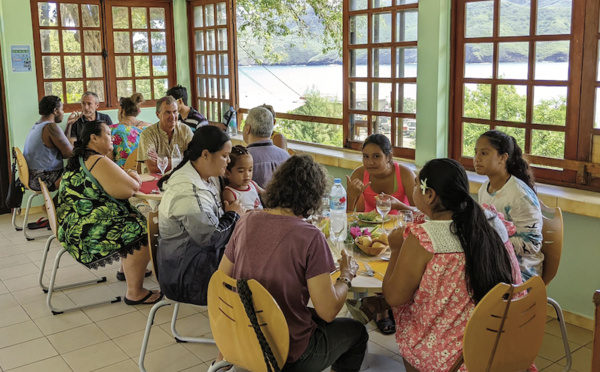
359;294;392;320
207;360;235;372
116;269;152;281
124;290;163;305
27;217;50;230
376;310;396;335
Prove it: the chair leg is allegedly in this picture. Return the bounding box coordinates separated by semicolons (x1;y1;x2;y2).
46;248;121;315
171;302;215;344
22;193;40;241
138;299;173;372
12;208;23;231
38;235;55;292
548;297;572;372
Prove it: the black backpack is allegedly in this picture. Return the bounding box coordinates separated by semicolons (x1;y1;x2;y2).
5;147;25;209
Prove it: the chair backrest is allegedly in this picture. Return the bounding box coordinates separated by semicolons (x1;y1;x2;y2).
540;203;564;286
147;210;160;280
14;147;31;190
39;180;58;236
123;148;139;172
459;276;547;372
207;270;289;371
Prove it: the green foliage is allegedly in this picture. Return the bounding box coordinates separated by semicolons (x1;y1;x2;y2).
277;89;343;146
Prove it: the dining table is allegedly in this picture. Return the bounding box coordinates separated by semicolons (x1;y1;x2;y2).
133;173;163;210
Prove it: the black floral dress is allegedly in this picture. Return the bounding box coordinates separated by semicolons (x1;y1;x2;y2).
57;156;147;269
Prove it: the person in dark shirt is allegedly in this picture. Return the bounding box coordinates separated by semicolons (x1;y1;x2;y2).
166;85;208;132
64;91;113;142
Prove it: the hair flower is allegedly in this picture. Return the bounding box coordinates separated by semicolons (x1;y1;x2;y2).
420;178;428;195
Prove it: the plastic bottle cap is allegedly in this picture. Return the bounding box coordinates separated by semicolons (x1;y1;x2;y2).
334;178;341;183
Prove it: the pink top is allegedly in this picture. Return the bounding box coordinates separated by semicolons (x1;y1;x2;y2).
362;162;409;215
394;218;522;372
224;212;335;363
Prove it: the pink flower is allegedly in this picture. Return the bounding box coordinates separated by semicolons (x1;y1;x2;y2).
350;226;362;238
113;136;122;145
361;228;371;236
127;133;137;143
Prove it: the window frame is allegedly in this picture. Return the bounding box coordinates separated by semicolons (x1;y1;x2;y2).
30;0;176;112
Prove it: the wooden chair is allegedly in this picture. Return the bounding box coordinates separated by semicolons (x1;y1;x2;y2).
10;147;43;241
123;148;142;173
207;270;289;372
38;180;121;315
138;210;214;372
539;203;571;371
450;276;547;372
592;290;600;372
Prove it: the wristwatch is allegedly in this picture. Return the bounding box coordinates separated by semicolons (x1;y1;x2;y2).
336;276;352;289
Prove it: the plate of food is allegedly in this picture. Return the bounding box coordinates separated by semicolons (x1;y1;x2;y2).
356;211;391;224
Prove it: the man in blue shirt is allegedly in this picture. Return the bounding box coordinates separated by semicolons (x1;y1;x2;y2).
64;91;113;142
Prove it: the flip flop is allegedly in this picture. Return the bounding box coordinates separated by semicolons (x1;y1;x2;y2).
124;290;163;306
27;217;49;230
116;269;152;281
376;310;396;335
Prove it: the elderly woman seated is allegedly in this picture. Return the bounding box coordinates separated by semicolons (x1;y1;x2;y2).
56;120;161;305
212;155;368;372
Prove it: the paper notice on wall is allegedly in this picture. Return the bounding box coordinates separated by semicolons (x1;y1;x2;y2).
11;45;31;72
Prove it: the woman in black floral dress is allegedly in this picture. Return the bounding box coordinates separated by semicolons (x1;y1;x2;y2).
57;120;162;305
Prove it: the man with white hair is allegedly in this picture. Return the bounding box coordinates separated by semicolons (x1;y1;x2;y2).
243;106;290;188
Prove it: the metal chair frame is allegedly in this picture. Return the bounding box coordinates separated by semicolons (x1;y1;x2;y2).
10;147;43;241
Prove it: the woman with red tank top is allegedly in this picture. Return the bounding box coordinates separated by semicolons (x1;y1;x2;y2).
346;134;415;214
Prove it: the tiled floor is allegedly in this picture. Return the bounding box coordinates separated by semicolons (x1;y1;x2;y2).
0;212;594;372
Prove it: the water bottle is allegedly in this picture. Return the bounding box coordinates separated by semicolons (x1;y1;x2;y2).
224;107;237;136
329;178;347;244
171;144;182;169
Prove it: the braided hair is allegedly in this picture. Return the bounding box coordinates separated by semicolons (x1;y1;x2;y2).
66;120;106;171
419;158;514;303
157;125;230;190
227;145;250;172
480;130;535;192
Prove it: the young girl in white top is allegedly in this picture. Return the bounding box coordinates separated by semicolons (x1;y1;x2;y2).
223;145;264;210
474;130;543;280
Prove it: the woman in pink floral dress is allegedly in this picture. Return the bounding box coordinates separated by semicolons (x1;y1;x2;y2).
382;158;522;372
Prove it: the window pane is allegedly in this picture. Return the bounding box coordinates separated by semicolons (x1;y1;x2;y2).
537;1;571;35
153;78;168;98
397;0;418;4
350;15;368;45
350;82;368;110
350;49;367;78
397;47;417;78
499;0;530;37
396;83;416;113
84;30;101;53
350;0;368;11
216;3;227;26
136;79;152;98
531;130;565;158
598;40;600;81
533;86;567;125
498;42;529;79
60;3;79;27
218;53;228;75
496;85;527;122
217;28;228;51
132;8;148;29
462;123;489;156
350;113;369;141
207;54;216;75
463;84;491;120
397;10;417;42
372;48;391;78
116;56;132;77
66;81;84;104
85;56;103;78
64;56;82;78
206;30;216;51
112;7;129;29
208;78;217;98
496;126;525;150
133;32;149;53
372;116;392;145
117;80;133;98
373;12;392;43
205;4;214;27
396;118;416;149
372;83;392;112
87;80;104;102
372;0;392;8
38;2;58;27
40;30;60;53
196;55;205;75
220;78;229;99
197;78;206;98
595;88;600;128
114;32;131;53
150;8;166;29
195;31;204;51
194;6;204;27
62;30;81;53
466;1;494;38
151;32;166;53
44;82;63;101
81;4;100;27
152;56;167;76
464;43;493;78
42;56;61;79
134;56;150;76
535;41;570;80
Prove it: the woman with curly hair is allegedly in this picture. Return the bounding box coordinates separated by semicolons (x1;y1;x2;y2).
212;155;368;372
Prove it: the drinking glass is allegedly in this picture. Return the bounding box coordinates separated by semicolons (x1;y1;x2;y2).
396;210;414;229
376;195;392;232
311;214;329;233
329;217;345;258
157;156;169;176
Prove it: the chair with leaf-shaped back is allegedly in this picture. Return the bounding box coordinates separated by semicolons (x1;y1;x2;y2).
38;180;121;315
10;147;43;241
449;276;547;372
123;148;142;173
